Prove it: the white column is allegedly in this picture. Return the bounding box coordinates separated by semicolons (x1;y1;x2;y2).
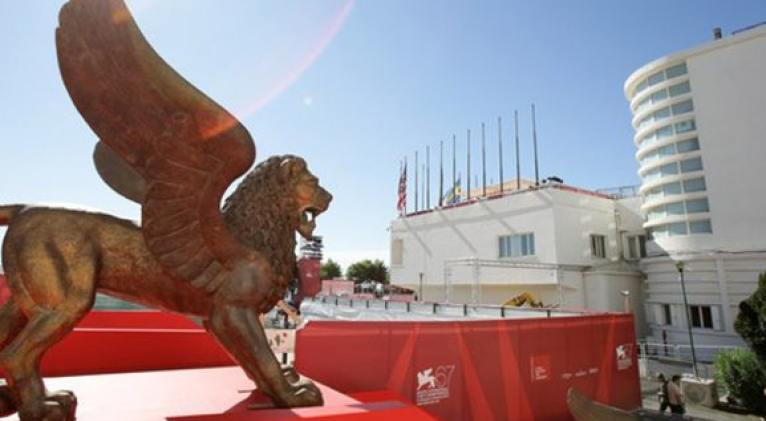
715;257;733;333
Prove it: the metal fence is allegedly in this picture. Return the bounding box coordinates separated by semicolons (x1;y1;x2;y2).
637;341;745;380
307;295;590;321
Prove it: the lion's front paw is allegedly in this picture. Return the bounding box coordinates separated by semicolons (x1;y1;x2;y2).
39;391;77;421
280;379;323;408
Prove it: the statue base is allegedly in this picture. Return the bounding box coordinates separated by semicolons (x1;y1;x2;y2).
3;367;436;421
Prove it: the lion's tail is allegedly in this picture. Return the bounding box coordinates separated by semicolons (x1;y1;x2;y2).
0;205;24;226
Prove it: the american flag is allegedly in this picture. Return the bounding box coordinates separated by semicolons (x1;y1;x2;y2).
397;162;407;214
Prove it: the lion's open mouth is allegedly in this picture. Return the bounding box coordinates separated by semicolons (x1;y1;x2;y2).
298;206;320;239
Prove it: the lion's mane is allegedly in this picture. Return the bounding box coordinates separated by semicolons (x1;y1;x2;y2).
222;155;303;312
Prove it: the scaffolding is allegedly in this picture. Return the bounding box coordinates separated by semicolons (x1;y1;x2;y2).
442;258;586;305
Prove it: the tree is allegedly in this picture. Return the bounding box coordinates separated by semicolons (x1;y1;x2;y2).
715;348;766;412
346;259;389;284
319;259;342;280
735;272;766;363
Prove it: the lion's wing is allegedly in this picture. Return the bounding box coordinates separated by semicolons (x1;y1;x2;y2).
56;0;255;292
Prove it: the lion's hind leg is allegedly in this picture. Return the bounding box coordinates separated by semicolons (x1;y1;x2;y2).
0;300;27;417
0;264;95;420
0;307;90;421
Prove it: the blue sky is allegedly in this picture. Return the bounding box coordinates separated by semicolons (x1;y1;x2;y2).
0;0;763;272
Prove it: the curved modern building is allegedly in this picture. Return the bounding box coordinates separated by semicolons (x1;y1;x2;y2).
625;23;766;350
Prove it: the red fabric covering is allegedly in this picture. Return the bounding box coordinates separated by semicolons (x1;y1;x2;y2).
37;311;235;377
295;314;641;421
1;366;439;421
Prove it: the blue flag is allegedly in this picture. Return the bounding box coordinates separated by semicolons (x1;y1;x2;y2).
442;175;462;205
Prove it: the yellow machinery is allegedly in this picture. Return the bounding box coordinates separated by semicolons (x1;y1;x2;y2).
503;292;544;308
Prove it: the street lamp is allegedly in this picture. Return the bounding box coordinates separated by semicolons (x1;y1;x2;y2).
418;272;424;302
676;260;700;379
620;290;631;313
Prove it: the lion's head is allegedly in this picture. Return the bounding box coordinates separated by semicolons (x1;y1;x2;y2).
221;154;332;253
279;157;333;240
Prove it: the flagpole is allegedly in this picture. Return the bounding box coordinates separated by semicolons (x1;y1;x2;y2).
399;160;403;215
532;103;540;187
426;145;431;210
467;129;471;201
414;151;419;212
482;122;487;197
452;134;456;202
439;140;444;207
404;157;408;214
515;110;521;191
421;163;426;211
498;116;504;195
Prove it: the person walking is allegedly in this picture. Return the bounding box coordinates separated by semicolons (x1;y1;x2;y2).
668;374;686;416
657;373;670;413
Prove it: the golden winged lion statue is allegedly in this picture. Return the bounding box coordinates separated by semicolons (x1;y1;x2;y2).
0;0;332;419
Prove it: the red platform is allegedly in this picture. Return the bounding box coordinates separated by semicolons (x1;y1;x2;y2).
2;367;437;421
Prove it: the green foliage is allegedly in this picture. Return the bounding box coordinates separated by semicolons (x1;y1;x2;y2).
345;259;389;284
735;272;766;363
319;259;342;280
715;348;766;412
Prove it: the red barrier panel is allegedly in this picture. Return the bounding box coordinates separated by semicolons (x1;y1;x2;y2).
37;311;235;377
297;258;321;304
295;314;641;421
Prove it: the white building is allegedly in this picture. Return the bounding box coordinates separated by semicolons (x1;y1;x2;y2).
389;182;648;335
624;24;766;348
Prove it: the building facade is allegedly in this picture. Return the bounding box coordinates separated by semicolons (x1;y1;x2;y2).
624;24;766;347
389;183;647;335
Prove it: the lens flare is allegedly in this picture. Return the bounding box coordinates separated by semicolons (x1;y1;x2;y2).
231;0;355;120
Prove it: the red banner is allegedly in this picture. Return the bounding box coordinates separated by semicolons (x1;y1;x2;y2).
295;314;641;421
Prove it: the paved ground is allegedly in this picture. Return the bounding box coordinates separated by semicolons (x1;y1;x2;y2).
640;377;763;421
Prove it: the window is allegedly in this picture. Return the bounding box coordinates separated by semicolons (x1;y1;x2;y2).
643;167;660;182
669;81;691;97
656;125;673;139
680;157;703;173
683;177;706;193
499;233;535;258
665;62;688;79
689;305;715;329
676;138;699;153
658;144;675;157
665;202;685;215
651;90;668;103
647;207;665;221
648;71;665;86
685;198;710;213
590;234;607;259
391;239;404;266
663;305;673;325
668;222;688;236
671;100;694;115
663;182;682;196
689;219;713;234
675;119;696;134
636;79;649;95
660;162;679;176
654;107;671;121
636;97;651;113
627;235;646;260
654;303;673;326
